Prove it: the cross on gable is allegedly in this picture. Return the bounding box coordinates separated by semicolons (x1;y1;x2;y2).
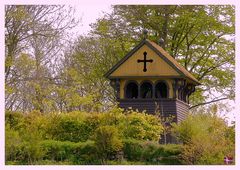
137;51;153;72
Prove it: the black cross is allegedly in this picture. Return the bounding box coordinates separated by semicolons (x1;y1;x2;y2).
137;51;153;72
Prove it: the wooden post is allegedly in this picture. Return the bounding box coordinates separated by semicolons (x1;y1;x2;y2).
116;79;120;99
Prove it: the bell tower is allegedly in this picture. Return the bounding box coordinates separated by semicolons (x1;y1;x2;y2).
105;34;200;142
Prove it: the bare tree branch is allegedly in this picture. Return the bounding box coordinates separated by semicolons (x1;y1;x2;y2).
189;97;228;109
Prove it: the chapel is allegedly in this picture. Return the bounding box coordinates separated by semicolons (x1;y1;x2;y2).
105;33;200;139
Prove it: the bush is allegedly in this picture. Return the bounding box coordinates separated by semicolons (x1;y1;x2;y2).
41;140;75;161
94;125;123;163
6;109;163;143
141;141;160;162
122;139;182;164
40;140;99;164
5;109;166;164
18;129;45;164
5;111;25;130
141;142;182;165
123;139;144;161
5;120;46;165
5;124;22;162
47;111;95;142
42;109;163;143
173;113;235;165
147;144;182;165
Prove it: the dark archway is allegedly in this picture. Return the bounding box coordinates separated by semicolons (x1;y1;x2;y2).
140;82;153;98
155;81;168;98
125;82;138;99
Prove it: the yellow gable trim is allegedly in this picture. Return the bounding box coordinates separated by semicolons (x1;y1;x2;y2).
110;44;180;77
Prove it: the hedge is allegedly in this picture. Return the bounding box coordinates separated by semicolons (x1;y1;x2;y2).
123;139;182;165
40;140;100;165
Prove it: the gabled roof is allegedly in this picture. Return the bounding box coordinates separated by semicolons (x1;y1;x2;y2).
105;39;200;85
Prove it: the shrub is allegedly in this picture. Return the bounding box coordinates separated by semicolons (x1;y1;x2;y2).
6;109;164;143
5;124;22;162
122;139;182;165
18;129;45;164
5;111;25;130
40;140;99;164
41;140;75;161
73;140;100;164
122;111;163;141
5;109;166;164
123;139;144;161
148;144;182;165
57;118;86;142
94;125;123;163
173;113;234;165
5;119;46;165
99;109;125;126
141;141;160;162
46;112;95;142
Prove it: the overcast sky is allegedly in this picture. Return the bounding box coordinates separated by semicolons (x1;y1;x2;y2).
73;4;112;35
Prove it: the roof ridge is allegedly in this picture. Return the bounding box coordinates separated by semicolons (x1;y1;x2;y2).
145;40;200;84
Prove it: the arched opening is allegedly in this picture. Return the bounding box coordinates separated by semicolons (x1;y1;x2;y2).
140;82;153;98
155;82;168;98
125;82;138;99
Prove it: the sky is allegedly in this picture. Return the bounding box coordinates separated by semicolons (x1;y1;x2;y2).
72;4;112;35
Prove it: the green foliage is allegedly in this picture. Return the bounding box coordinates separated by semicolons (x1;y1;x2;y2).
90;5;234;109
123;139;144;161
5;109;163;164
173;113;235;164
54;115;90;142
5;124;22;162
122;111;163;141
122;139;182;164
5;110;25;130
5;5;234;118
40;140;99;164
35;111;94;142
5;123;45;164
41;140;75;161
33;108;163;143
146;143;182;165
5;110;48;164
73;140;100;164
94;125;123;163
5;5;78;113
5;110;234;165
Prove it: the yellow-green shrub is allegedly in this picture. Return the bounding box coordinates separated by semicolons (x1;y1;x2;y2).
173;113;234;165
94;125;123;163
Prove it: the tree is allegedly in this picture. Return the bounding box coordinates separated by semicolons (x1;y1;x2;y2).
5;5;78;113
57;35;127;112
89;5;235;110
5;5;235;114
